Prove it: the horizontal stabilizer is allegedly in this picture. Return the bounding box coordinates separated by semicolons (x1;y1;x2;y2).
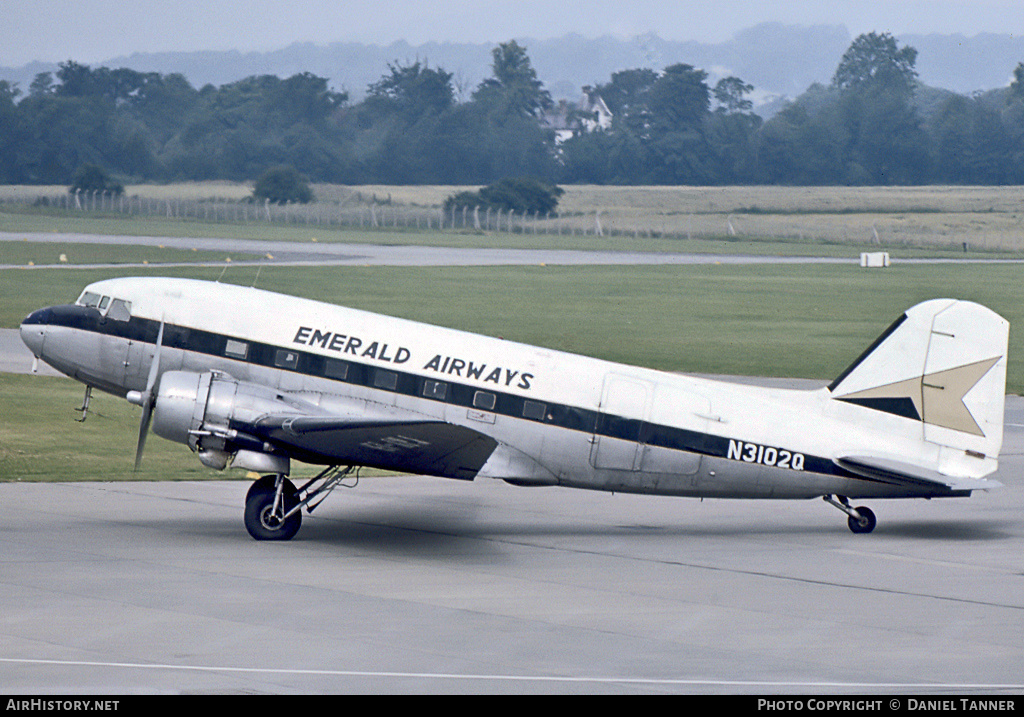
835;455;1002;494
252;415;498;480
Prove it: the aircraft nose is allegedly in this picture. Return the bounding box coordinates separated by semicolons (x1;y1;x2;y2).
20;308;51;356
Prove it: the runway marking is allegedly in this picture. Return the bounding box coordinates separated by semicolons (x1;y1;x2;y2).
2;658;1023;691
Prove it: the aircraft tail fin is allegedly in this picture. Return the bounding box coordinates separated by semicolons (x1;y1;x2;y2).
828;299;1009;476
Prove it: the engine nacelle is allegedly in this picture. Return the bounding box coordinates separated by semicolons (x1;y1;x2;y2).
152;370;307;472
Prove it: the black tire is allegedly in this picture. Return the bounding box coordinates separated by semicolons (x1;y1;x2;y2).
244;476;301;541
246;474;278;503
848;506;876;534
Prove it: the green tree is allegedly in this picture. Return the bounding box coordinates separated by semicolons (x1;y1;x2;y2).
366;61;454;120
597;68;658;116
645;64;712;183
69;164;124;195
445;177;563;214
713;76;754;114
647;64;710;135
28;72;54;97
169;72;348;181
831;33;928;183
129;72;200;144
355;61;461;182
1003;63;1024;182
1014;63;1024;95
595;68;658;141
0;81;24;182
831;32;918;99
54;61;99;97
473;41;552;118
252;165;313;204
755;86;847;184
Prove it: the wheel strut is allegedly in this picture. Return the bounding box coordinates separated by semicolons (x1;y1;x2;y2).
243;466;356;541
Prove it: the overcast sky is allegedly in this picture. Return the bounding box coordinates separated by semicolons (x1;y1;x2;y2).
1;0;1020;66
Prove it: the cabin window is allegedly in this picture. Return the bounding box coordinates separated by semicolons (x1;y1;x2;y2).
105;298;132;322
225;339;248;359
473;391;496;411
422;380;448;400
324;359;349;380
98;296;110;310
274;349;299;370
522;400;547;421
374;370;398;391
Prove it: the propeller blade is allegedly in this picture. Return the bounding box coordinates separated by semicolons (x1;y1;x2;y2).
145;319;165;394
134;397;153;471
134;319;165;472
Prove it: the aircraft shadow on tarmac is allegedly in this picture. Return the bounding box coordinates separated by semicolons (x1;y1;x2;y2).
171;507;1017;554
872;519;1014;541
302;515;1016;544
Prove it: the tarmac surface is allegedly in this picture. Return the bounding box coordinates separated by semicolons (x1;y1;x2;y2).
2;329;1023;694
3;234;1023;694
2;230;859;269
6;230;1024;270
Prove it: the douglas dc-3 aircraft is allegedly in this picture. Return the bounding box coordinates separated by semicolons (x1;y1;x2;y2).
20;277;1009;540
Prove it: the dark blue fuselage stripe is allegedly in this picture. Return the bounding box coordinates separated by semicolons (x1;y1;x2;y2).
40;305;857;479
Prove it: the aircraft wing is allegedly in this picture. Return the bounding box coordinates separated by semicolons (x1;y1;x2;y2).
250;415;499;480
834;455;1002;494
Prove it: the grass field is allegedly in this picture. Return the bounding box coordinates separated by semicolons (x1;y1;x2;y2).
3;184;1023;482
0;372;224;482
0;238;259;266
3;183;1024;253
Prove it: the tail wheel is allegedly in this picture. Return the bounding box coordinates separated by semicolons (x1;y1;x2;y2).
848;506;876;534
244;475;301;541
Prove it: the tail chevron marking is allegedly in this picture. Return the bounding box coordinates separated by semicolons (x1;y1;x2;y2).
836;356;1001;436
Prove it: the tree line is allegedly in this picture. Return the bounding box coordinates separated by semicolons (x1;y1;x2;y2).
1;33;1023;188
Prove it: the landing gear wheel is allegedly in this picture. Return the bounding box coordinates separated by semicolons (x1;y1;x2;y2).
244;475;301;541
847;506;876;534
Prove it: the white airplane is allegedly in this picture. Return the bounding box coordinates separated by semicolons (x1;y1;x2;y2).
20;276;1008;540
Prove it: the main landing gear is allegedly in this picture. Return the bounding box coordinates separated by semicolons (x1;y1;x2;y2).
824;495;877;534
243;466;355;541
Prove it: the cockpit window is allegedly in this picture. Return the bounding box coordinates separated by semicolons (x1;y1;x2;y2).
76;291;131;321
105;298;132;322
78;291;102;308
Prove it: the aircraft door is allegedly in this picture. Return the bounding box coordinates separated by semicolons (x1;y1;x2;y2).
97;333;131;389
642;384;710;477
590;374;652;471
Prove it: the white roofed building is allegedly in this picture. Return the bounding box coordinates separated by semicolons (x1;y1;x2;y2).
543;86;613;144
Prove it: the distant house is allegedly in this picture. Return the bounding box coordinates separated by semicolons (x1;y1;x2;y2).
543;86;613;143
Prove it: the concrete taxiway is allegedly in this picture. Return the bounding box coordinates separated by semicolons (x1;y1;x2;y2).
2;355;1022;693
1;449;1022;694
2;230;858;269
2;242;1022;693
6;231;1024;270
